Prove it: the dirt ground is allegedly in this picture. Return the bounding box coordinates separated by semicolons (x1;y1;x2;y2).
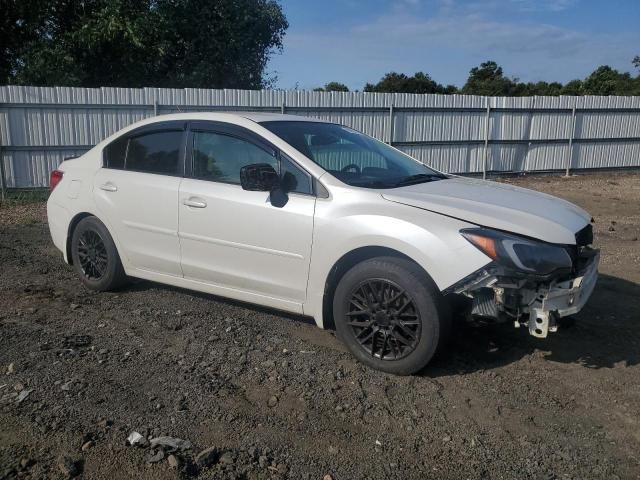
0;172;639;480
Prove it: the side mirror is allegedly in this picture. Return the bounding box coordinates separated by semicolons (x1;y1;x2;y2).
240;163;279;191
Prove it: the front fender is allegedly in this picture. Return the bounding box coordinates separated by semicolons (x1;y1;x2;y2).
304;197;491;327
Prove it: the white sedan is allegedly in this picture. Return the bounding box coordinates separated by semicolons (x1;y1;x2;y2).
47;113;599;374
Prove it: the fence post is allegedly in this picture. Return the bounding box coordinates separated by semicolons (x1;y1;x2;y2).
388;104;395;144
482;101;491;179
0;144;6;200
522;96;537;173
153;100;158;116
565;103;577;176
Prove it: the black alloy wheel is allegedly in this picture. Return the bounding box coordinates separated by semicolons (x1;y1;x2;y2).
333;256;448;375
77;229;108;280
71;216;127;291
346;279;421;360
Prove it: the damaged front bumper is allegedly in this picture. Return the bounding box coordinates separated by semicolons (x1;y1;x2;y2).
525;250;599;337
447;248;600;338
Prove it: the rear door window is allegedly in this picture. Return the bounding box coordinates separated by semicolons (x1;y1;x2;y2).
125;131;183;175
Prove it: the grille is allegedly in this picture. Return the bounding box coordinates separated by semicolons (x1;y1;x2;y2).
575;223;593;247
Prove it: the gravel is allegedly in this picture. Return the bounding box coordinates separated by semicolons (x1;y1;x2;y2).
0;172;639;479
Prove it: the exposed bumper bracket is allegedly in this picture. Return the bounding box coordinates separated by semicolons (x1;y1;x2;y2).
528;308;558;338
527;250;600;337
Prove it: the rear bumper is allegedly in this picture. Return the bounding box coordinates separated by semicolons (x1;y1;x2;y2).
46;200;71;263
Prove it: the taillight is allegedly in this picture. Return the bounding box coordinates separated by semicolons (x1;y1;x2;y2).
50;170;64;191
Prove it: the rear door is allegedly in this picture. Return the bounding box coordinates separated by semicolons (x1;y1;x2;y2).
178;122;316;310
94;122;186;276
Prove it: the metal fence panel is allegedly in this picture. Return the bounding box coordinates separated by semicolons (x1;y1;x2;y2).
1;85;640;188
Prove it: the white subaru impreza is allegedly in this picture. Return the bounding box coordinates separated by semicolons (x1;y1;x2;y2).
47;113;599;374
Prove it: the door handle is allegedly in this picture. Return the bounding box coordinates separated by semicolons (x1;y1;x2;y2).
99;183;118;192
183;197;207;208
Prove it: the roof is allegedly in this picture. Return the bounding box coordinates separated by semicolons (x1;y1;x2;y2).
134;111;325;124
238;112;326;123
94;111;332;153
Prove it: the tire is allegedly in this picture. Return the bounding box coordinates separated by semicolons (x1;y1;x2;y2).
70;216;127;291
333;256;448;375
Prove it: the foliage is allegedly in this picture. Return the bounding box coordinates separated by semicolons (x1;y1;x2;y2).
1;0;288;89
358;60;640;96
314;82;349;92
459;59;640;96
363;72;456;94
560;80;583;96
461;61;513;96
580;65;640;95
2;4;639;97
355;58;640;96
0;188;49;204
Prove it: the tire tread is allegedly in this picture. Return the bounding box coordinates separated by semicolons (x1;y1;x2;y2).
70;216;127;291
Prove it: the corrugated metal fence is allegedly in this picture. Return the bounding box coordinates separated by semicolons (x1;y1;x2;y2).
1;85;640;189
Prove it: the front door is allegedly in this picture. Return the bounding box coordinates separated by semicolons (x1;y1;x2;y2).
178;125;316;310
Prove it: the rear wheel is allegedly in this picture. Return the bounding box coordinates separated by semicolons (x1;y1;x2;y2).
333;256;448;375
71;216;127;291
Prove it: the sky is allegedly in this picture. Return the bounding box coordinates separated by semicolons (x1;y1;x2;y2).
267;0;640;91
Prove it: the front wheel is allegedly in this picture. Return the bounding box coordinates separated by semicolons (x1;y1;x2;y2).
333;257;448;375
70;216;127;291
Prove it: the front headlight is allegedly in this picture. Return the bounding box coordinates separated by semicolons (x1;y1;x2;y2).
460;227;572;275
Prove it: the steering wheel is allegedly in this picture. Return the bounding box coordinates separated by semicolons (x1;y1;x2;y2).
341;163;361;174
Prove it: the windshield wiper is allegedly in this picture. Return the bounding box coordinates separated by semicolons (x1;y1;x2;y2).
350;180;392;189
347;173;447;189
393;173;446;187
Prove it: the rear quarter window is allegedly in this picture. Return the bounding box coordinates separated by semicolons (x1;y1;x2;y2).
103;137;127;169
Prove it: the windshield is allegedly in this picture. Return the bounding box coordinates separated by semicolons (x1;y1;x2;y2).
260;121;447;189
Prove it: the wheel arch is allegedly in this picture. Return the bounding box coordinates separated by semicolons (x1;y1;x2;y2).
321;246;434;330
66;212;95;264
66;212;124;266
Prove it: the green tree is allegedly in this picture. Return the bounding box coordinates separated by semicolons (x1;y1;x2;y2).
511;81;564;96
0;0;49;82
461;61;515;96
561;79;583;95
581;65;636;95
534;81;563;96
364;72;454;94
314;81;349;92
153;0;288;89
1;0;288;89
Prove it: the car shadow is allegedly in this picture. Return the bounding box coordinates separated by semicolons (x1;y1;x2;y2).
123;278;318;326
425;273;640;377
122;274;639;374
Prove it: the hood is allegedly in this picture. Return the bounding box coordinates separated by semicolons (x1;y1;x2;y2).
381;176;591;244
